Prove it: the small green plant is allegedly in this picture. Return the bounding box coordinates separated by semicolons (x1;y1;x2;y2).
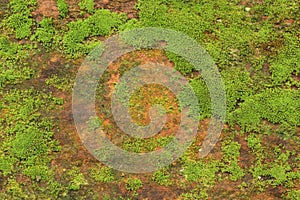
182;159;219;186
78;0;95;14
246;133;264;161
285;190;300;200
9;0;37;14
114;81;131;106
152;169;171;186
90;166;114;183
6;178;27;198
10;128;51;159
270;33;300;86
250;148;298;191
246;134;262;152
119;18;141;31
181;186;209;200
67;167;88;190
229;89;300;132
0;155;17;176
45;74;72;91
184;77;210;120
86;9;125;37
56;0;68;18
220;140;245;181
126;178;143;192
0;0;299;198
22;165;52;181
62;9;125;57
222;69;253;113
5;0;37;39
276;123;298;138
0;88;62;198
6;13;33;39
0;36;18;59
63;19;90;57
0;63;34;90
33;17;56;49
122;135;174;153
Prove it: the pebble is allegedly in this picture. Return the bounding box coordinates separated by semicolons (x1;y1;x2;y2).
36;176;42;182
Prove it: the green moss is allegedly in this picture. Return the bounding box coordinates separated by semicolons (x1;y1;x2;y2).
33;17;56;49
90;166;114;183
79;0;95;14
285;190;300;200
220;140;245;181
63;19;91;56
166;52;195;75
181;185;209;200
86;116;102;131
152;168;171;186
6;178;29;198
246;133;263;160
122;135;174;153
182;159;218;185
6;13;33;39
62;9;125;57
22;165;53;181
5;0;37;39
253;0;299;22
0;89;61;195
10;127;51;159
119;18;142;31
250;148;299;190
0;36;18;59
45;74;73;91
126;178;143;192
187;77;210;119
0;155;17;176
270;33;300;86
67;167;88;190
86;9;126;36
180;159;218;199
56;0;68;18
0;0;299;198
229;89;300;132
222;69;253;112
9;0;37;14
0;38;33;89
0;63;34;90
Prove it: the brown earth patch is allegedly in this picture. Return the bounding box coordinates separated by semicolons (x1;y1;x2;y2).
95;0;138;19
235;133;254;169
32;0;59;21
65;0;138;20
